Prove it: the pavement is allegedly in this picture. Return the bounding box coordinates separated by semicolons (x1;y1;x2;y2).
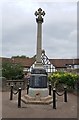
0;90;78;119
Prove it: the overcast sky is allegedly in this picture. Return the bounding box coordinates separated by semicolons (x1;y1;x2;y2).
1;0;77;59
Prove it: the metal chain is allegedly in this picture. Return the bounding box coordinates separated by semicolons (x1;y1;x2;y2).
13;88;19;95
56;90;65;96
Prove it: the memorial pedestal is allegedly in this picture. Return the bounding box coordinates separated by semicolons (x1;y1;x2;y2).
29;68;48;96
29;88;48;97
21;68;52;104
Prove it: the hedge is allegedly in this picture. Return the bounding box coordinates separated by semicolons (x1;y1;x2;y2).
48;72;79;89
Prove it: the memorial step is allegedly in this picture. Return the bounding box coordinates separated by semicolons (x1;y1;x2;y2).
21;95;53;104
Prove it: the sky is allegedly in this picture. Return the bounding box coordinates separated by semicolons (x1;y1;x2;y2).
1;0;77;59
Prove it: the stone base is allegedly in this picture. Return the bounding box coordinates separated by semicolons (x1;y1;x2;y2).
34;62;44;69
21;95;53;104
21;88;53;104
29;88;48;97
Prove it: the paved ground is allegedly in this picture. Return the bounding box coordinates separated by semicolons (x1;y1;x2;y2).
0;90;78;119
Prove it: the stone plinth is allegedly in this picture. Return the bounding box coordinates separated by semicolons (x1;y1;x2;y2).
29;68;48;97
29;88;48;97
29;68;47;88
21;94;53;104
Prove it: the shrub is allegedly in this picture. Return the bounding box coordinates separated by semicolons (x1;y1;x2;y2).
48;72;79;89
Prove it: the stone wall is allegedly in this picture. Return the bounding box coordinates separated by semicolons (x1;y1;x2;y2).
0;78;27;92
0;78;2;91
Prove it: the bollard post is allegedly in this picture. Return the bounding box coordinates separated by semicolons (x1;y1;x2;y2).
49;84;51;95
18;88;21;108
10;85;13;100
53;87;56;109
64;86;67;102
27;83;29;94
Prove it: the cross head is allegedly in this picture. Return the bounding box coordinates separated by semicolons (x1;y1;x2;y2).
35;8;45;18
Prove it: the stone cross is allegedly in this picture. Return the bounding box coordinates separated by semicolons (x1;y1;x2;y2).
35;8;45;68
35;8;45;21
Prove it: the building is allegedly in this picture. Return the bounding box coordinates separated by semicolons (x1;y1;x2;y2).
1;57;79;73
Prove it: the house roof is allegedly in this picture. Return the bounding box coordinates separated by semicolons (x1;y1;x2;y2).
0;57;12;63
11;58;35;67
49;59;79;68
1;57;79;68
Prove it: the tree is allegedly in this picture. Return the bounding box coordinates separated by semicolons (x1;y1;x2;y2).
31;55;36;60
2;61;24;80
11;55;29;58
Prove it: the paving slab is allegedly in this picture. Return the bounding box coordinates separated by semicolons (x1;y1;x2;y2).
0;91;78;119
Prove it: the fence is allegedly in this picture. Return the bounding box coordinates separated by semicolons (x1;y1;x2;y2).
9;82;29;108
10;85;22;108
9;83;67;109
48;84;67;109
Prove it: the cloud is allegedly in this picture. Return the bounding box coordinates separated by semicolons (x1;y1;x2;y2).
69;30;77;40
2;1;77;58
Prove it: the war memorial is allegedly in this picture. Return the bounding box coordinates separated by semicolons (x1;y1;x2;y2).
21;8;52;104
1;8;78;119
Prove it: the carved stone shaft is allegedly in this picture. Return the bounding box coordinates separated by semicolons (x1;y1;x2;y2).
35;8;45;66
37;20;42;63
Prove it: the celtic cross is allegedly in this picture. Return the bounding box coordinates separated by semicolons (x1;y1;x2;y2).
34;8;45;66
35;8;45;23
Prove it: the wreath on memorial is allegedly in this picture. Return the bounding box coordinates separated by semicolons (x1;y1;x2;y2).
35;92;41;99
36;92;40;96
